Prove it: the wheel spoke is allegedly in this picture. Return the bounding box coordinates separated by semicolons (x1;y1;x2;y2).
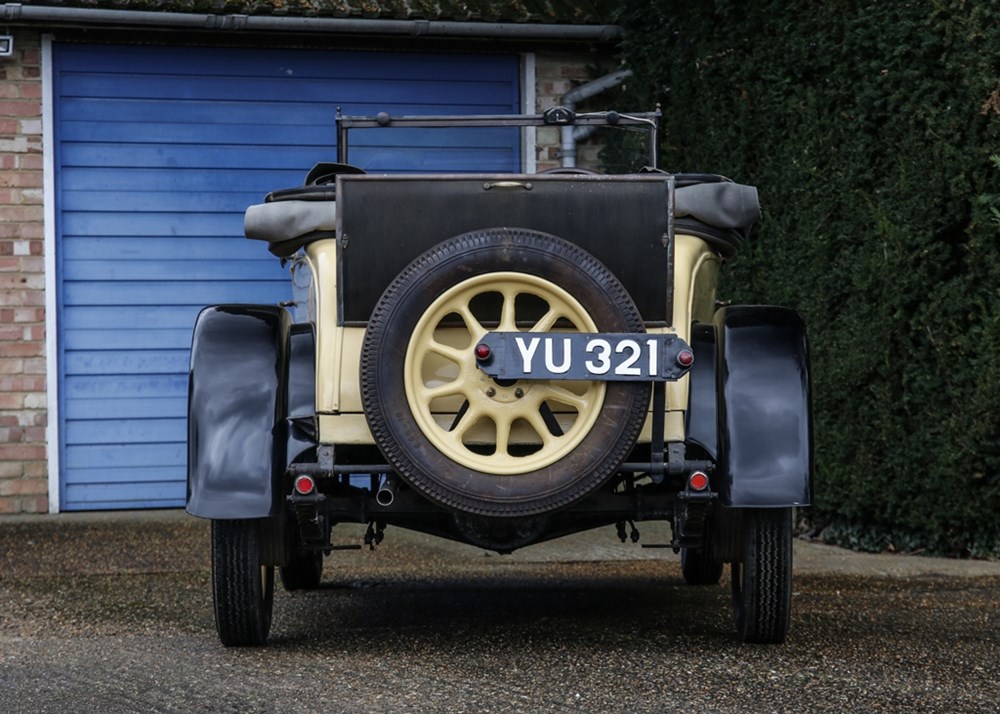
530;307;563;333
493;413;513;455
531;383;591;411
449;403;483;439
499;287;519;332
418;380;468;402
525;409;556;445
455;303;488;341
426;340;468;365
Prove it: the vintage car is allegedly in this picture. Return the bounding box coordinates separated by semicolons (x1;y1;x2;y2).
187;108;812;647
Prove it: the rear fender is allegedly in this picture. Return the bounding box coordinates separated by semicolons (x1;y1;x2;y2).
715;306;812;508
187;306;315;520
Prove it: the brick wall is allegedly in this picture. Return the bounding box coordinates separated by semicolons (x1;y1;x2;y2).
0;31;48;514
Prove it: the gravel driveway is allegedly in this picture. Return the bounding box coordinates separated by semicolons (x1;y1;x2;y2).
1;510;998;713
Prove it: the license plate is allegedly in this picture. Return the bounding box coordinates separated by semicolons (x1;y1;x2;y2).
475;332;693;382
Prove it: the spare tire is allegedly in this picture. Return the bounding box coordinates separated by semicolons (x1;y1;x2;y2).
361;228;649;517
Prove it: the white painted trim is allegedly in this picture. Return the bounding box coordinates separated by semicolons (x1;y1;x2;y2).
521;52;537;174
41;35;60;514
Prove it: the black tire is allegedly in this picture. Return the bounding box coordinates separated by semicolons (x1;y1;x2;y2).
280;549;323;591
361;227;649;518
681;546;724;586
731;508;793;644
211;519;275;647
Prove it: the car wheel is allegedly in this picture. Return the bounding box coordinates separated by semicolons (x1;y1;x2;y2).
211;519;275;647
681;545;724;586
361;227;649;517
280;548;323;591
731;508;793;643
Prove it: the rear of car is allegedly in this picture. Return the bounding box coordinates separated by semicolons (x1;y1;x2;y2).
187;109;812;646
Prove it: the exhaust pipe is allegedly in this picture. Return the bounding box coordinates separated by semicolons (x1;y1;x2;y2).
376;475;397;507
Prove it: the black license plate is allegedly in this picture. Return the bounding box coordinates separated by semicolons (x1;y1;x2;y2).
475;332;693;382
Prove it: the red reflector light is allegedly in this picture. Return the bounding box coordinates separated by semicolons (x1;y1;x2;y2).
676;349;694;368
688;471;709;491
475;343;492;360
294;475;315;495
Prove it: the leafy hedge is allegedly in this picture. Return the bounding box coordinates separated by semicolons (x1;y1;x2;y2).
612;1;1000;555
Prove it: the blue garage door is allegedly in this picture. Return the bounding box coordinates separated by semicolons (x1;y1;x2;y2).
53;43;520;510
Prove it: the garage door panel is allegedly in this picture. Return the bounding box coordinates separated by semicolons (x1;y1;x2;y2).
61;191;262;214
64;74;515;106
60;45;517;82
64;281;289;306
65;419;186;446
61;305;205;329
63;482;185;510
62;236;251;261
65;443;185;470
60;143;323;170
64;328;192;351
61;213;241;237
59;167;307;193
54;42;520;510
64;258;280;282
64;350;190;376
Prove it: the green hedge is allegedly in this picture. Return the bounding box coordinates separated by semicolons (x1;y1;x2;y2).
612;1;1000;555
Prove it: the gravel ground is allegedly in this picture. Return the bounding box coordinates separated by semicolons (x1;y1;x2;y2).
1;510;998;713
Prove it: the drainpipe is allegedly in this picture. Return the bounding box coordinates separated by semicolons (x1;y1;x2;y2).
1;3;622;42
560;69;633;168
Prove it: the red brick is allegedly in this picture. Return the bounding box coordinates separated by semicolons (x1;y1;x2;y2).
22;496;49;514
13;308;44;323
17;257;43;273
0;498;21;514
21;48;41;67
0;341;43;359
0;205;42;222
18;83;42;101
0;290;45;307
0;461;21;478
23;426;45;443
0;100;40;118
0;374;45;391
0;444;46;461
22;460;47;477
0;393;23;409
0;171;43;189
0;426;22;443
0;356;25;372
0;478;46;497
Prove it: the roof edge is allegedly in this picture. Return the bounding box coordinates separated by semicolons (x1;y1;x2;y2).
2;4;622;42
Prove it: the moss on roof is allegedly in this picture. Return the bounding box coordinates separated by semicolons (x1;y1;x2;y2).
21;0;620;24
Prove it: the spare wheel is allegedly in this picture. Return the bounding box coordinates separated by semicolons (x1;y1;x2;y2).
360;227;649;517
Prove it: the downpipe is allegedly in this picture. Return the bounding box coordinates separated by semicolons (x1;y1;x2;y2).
560;69;633;168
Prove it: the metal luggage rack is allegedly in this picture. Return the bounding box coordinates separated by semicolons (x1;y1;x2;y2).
335;106;662;168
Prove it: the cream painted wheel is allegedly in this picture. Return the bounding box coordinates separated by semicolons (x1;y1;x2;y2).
361;228;649;517
404;272;606;475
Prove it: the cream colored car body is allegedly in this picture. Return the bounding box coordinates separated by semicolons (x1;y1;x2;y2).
297;229;719;449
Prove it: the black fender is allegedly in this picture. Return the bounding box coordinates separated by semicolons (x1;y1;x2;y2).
714;306;812;508
186;305;316;520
